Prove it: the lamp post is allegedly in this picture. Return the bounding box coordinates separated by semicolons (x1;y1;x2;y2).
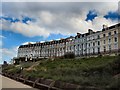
25;56;27;62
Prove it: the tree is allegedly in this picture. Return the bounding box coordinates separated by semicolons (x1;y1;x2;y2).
3;61;8;65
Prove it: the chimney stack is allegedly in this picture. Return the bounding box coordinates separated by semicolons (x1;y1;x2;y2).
103;24;108;29
77;33;81;35
88;29;94;34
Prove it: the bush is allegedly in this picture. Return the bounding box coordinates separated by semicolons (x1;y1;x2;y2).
97;54;102;57
2;65;15;72
108;74;120;89
8;67;21;74
64;52;75;59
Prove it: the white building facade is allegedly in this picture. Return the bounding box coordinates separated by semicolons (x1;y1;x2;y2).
17;23;120;60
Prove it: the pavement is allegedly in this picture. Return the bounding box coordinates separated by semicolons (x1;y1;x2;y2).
0;75;38;90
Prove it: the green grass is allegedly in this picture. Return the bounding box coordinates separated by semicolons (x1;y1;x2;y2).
3;55;120;88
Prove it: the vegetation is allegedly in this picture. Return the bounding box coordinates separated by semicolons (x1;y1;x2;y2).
64;52;75;59
2;55;120;88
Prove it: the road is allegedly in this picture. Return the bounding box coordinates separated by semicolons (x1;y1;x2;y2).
0;75;38;89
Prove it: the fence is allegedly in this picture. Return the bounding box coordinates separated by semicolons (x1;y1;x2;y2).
2;72;99;90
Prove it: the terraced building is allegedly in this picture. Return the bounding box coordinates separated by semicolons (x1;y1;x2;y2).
15;23;120;62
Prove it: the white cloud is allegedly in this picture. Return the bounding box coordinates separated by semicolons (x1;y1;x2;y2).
0;34;18;64
91;16;118;31
39;11;55;25
1;19;50;38
1;2;119;38
2;48;15;57
11;21;50;38
0;35;6;47
22;41;36;45
2;0;119;2
0;47;18;63
0;35;6;39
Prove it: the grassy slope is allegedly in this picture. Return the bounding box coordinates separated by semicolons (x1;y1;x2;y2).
3;55;120;88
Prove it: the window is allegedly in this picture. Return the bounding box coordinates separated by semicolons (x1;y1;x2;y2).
103;34;106;37
115;37;117;42
109;39;111;43
93;42;95;46
78;44;79;50
109;45;111;51
98;35;100;39
93;48;95;54
114;31;117;34
114;44;117;49
89;49;90;53
104;46;106;52
108;32;111;36
89;43;90;47
98;41;100;45
104;40;106;44
98;47;100;53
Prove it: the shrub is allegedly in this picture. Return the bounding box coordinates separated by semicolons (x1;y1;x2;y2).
64;52;75;59
8;67;21;74
108;74;120;89
2;65;15;72
97;54;102;57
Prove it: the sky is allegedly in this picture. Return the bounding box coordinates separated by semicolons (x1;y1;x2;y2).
0;1;120;64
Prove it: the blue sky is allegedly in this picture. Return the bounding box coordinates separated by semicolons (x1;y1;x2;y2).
0;2;119;64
